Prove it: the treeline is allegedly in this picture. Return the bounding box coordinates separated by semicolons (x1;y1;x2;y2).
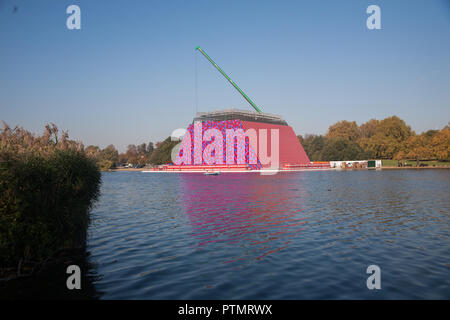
0;122;101;274
89;115;449;169
298;116;449;162
85;137;179;170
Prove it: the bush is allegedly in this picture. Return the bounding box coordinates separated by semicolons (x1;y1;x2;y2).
0;146;101;271
321;138;373;161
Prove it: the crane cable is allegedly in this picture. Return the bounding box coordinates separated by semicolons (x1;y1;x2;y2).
194;50;198;115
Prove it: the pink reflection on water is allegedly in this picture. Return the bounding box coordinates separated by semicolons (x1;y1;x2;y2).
179;173;308;266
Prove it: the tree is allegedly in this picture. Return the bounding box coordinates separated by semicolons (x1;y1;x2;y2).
444;122;450;131
394;128;450;165
136;143;149;165
85;145;101;160
147;142;154;155
298;134;326;161
118;152;128;165
395;134;433;166
326;120;360;142
117;142;157;166
125;144;138;165
137;143;147;156
359;119;379;139
149;137;179;165
100;144;119;167
377;116;413;141
424;130;438;138
359;116;412;159
430;128;450;161
321;138;372;161
98;159;114;170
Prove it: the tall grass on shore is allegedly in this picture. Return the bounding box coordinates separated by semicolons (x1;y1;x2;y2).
0;122;101;277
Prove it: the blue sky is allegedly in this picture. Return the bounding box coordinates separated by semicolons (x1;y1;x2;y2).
1;0;449;151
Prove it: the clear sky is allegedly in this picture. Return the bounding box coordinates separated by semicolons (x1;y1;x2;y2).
1;0;449;152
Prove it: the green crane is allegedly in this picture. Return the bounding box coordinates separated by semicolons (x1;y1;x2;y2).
195;46;263;114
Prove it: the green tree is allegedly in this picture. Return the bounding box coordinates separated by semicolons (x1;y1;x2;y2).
149;137;179;165
100;144;119;167
321;138;372;161
298;134;326;161
98;159;114;170
147;142;154;155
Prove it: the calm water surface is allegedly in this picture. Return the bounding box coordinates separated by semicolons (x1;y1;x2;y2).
86;170;449;299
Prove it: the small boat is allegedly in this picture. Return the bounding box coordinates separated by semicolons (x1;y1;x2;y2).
204;171;220;176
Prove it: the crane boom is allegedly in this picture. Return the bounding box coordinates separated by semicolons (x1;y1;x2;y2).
195;46;262;114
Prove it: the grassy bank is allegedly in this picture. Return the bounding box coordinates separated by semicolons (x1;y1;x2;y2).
382;159;450;167
0;123;101;279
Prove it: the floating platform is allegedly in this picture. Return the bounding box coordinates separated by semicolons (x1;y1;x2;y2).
146;109;333;173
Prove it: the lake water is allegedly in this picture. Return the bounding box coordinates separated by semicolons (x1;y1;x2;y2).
5;170;447;299
81;170;449;299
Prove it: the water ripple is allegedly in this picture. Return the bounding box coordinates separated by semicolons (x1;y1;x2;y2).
84;170;450;299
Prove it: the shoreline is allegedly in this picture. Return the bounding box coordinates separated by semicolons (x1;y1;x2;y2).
108;166;450;172
380;166;450;170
